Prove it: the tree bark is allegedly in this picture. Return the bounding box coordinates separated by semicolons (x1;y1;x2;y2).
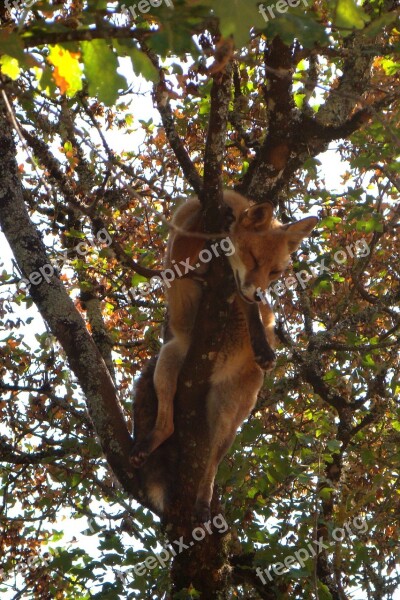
0;95;147;506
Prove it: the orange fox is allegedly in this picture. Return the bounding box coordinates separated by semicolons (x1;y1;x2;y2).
132;191;318;520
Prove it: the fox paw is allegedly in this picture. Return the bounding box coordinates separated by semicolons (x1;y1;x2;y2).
130;442;150;468
254;345;276;370
251;337;276;371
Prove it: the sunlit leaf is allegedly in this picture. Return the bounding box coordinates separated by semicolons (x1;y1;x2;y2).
333;0;370;31
0;55;20;80
48;45;83;96
81;40;127;105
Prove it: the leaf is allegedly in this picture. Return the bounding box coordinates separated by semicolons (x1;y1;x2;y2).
114;41;159;82
131;273;147;286
263;13;329;48
353;543;369;569
362;12;398;38
318;581;333;600
294;92;306;108
326;439;341;453
333;0;370;31
130;47;159;82
0;55;21;80
319;216;342;230
355;215;383;233
208;0;262;48
48;45;83;96
381;58;400;76
150;21;199;56
0;31;25;62
81;40;127;106
361;354;375;368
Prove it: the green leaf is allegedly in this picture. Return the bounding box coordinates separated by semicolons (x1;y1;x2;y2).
355;215;383;233
113;40;159;82
353;542;369;569
318;581;333;600
129;47;159;82
131;273;147;286
320;216;342;230
209;0;261;48
81;40;127;105
263;13;329;48
64;229;86;240
361;354;375;368
381;58;400;76
0;31;25;61
150;22;198;57
333;0;370;31
294;92;306;108
362;12;398;38
326;439;341;453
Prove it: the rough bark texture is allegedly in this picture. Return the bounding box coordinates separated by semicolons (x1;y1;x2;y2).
0;97;147;506
152;57;236;596
164;255;236;598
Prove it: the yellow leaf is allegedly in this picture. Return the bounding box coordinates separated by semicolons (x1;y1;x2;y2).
0;55;21;80
48;45;83;97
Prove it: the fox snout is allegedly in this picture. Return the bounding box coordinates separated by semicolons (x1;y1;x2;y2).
239;283;262;304
234;271;259;303
244;287;263;303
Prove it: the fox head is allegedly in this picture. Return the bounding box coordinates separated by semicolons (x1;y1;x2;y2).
227;201;318;303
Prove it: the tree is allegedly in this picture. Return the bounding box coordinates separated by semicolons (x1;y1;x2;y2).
0;0;399;598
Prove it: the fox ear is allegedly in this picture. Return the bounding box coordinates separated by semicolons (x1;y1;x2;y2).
284;216;319;251
240;202;274;230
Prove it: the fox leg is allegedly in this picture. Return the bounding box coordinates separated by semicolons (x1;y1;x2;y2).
194;366;264;522
131;334;190;467
131;277;202;468
240;300;276;371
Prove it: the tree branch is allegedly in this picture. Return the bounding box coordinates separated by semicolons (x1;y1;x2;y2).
21;125;161;279
293;349;348;411
201;56;233;229
0;437;69;465
238;8;399;206
20;25;150;49
138;42;203;196
0;96;145;503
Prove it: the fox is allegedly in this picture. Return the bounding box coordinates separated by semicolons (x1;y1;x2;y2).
131;191;318;520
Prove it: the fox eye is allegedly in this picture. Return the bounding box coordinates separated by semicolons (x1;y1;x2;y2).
270;269;281;277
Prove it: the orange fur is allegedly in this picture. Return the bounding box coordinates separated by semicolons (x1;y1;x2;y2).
132;191;318;519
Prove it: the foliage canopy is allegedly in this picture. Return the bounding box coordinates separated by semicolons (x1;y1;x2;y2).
0;0;399;598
